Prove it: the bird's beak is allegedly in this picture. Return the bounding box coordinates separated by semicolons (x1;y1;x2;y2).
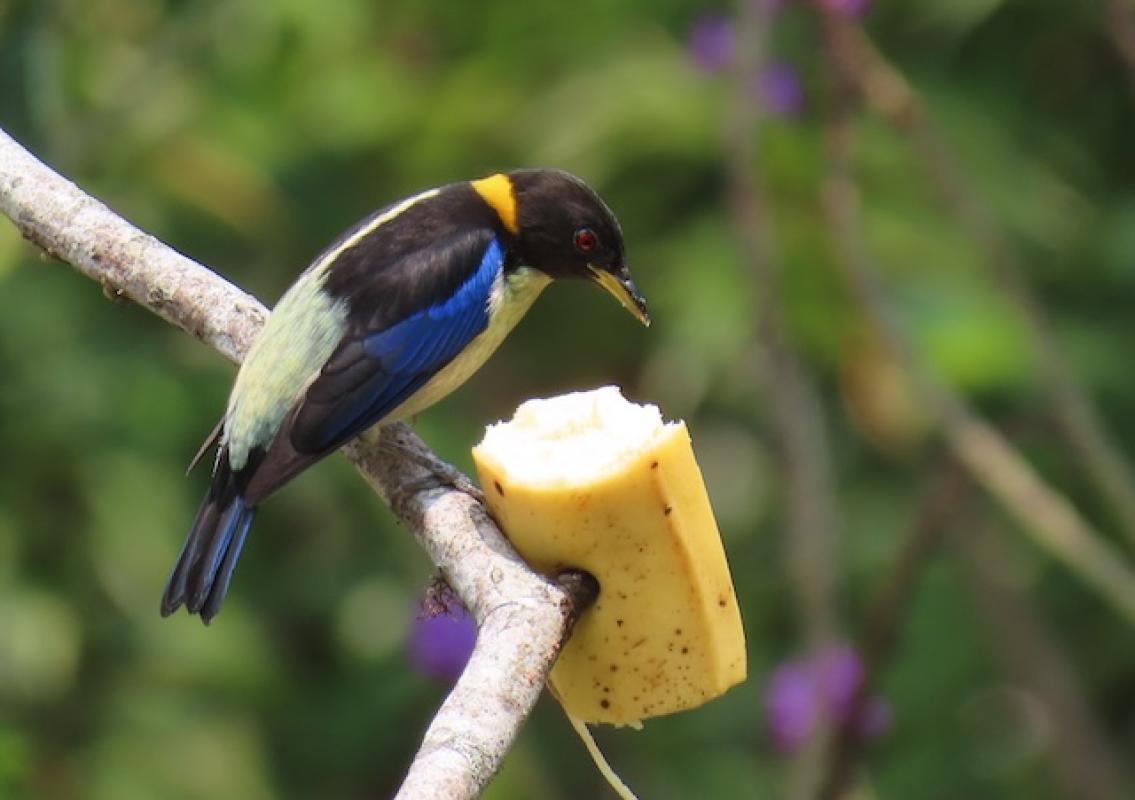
589;265;651;327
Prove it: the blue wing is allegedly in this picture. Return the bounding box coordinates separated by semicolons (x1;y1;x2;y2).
287;234;504;456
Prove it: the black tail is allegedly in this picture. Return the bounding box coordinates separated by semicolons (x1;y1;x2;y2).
161;457;257;624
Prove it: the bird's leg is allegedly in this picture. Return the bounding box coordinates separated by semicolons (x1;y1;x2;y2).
379;437;486;505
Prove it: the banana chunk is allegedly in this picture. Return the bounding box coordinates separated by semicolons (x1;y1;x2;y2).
472;386;746;726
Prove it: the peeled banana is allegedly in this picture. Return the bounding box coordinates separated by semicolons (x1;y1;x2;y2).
472;386;746;726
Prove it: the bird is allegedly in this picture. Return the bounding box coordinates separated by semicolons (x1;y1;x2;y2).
160;169;650;623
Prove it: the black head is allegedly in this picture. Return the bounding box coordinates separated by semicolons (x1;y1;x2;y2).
508;169;649;325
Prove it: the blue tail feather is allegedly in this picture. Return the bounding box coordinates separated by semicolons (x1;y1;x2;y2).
161;457;257;624
201;511;254;622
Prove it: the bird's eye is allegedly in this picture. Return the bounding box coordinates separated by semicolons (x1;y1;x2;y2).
574;228;598;254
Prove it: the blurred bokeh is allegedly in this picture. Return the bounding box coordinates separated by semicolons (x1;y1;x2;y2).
2;0;1135;798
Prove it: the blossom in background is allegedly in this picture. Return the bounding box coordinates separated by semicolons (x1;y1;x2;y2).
758;61;805;118
764;644;891;754
406;601;477;682
688;14;737;74
688;13;805;118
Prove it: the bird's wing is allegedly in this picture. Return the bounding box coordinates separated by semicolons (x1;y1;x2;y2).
242;229;504;502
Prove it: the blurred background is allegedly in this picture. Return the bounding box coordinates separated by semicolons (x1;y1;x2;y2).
2;0;1135;798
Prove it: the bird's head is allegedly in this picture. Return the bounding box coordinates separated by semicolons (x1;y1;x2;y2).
508;169;650;326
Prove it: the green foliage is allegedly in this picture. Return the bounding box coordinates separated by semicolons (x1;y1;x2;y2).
2;0;1134;797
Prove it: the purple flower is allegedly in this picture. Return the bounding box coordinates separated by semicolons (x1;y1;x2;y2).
821;0;871;17
406;602;477;682
688;14;737;74
757;61;805;118
764;644;891;754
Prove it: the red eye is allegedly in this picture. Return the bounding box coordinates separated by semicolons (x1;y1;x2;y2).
574;228;598;253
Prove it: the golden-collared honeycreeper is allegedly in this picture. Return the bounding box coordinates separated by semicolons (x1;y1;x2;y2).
160;169;649;623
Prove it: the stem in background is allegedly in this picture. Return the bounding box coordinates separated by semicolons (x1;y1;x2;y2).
820;458;971;799
956;523;1132;800
820;13;1135;552
817;46;1135;626
1109;0;1135;95
729;2;842;797
730;0;841;654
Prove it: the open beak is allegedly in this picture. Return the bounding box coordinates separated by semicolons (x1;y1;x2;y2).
589;265;651;327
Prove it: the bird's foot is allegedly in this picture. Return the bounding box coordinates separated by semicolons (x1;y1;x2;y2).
401;468;486;505
381;440;486;505
556;568;600;633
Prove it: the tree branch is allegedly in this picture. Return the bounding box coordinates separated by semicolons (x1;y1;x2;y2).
0;126;572;800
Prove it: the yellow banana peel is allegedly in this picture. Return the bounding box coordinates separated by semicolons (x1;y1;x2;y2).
472;386;746;726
